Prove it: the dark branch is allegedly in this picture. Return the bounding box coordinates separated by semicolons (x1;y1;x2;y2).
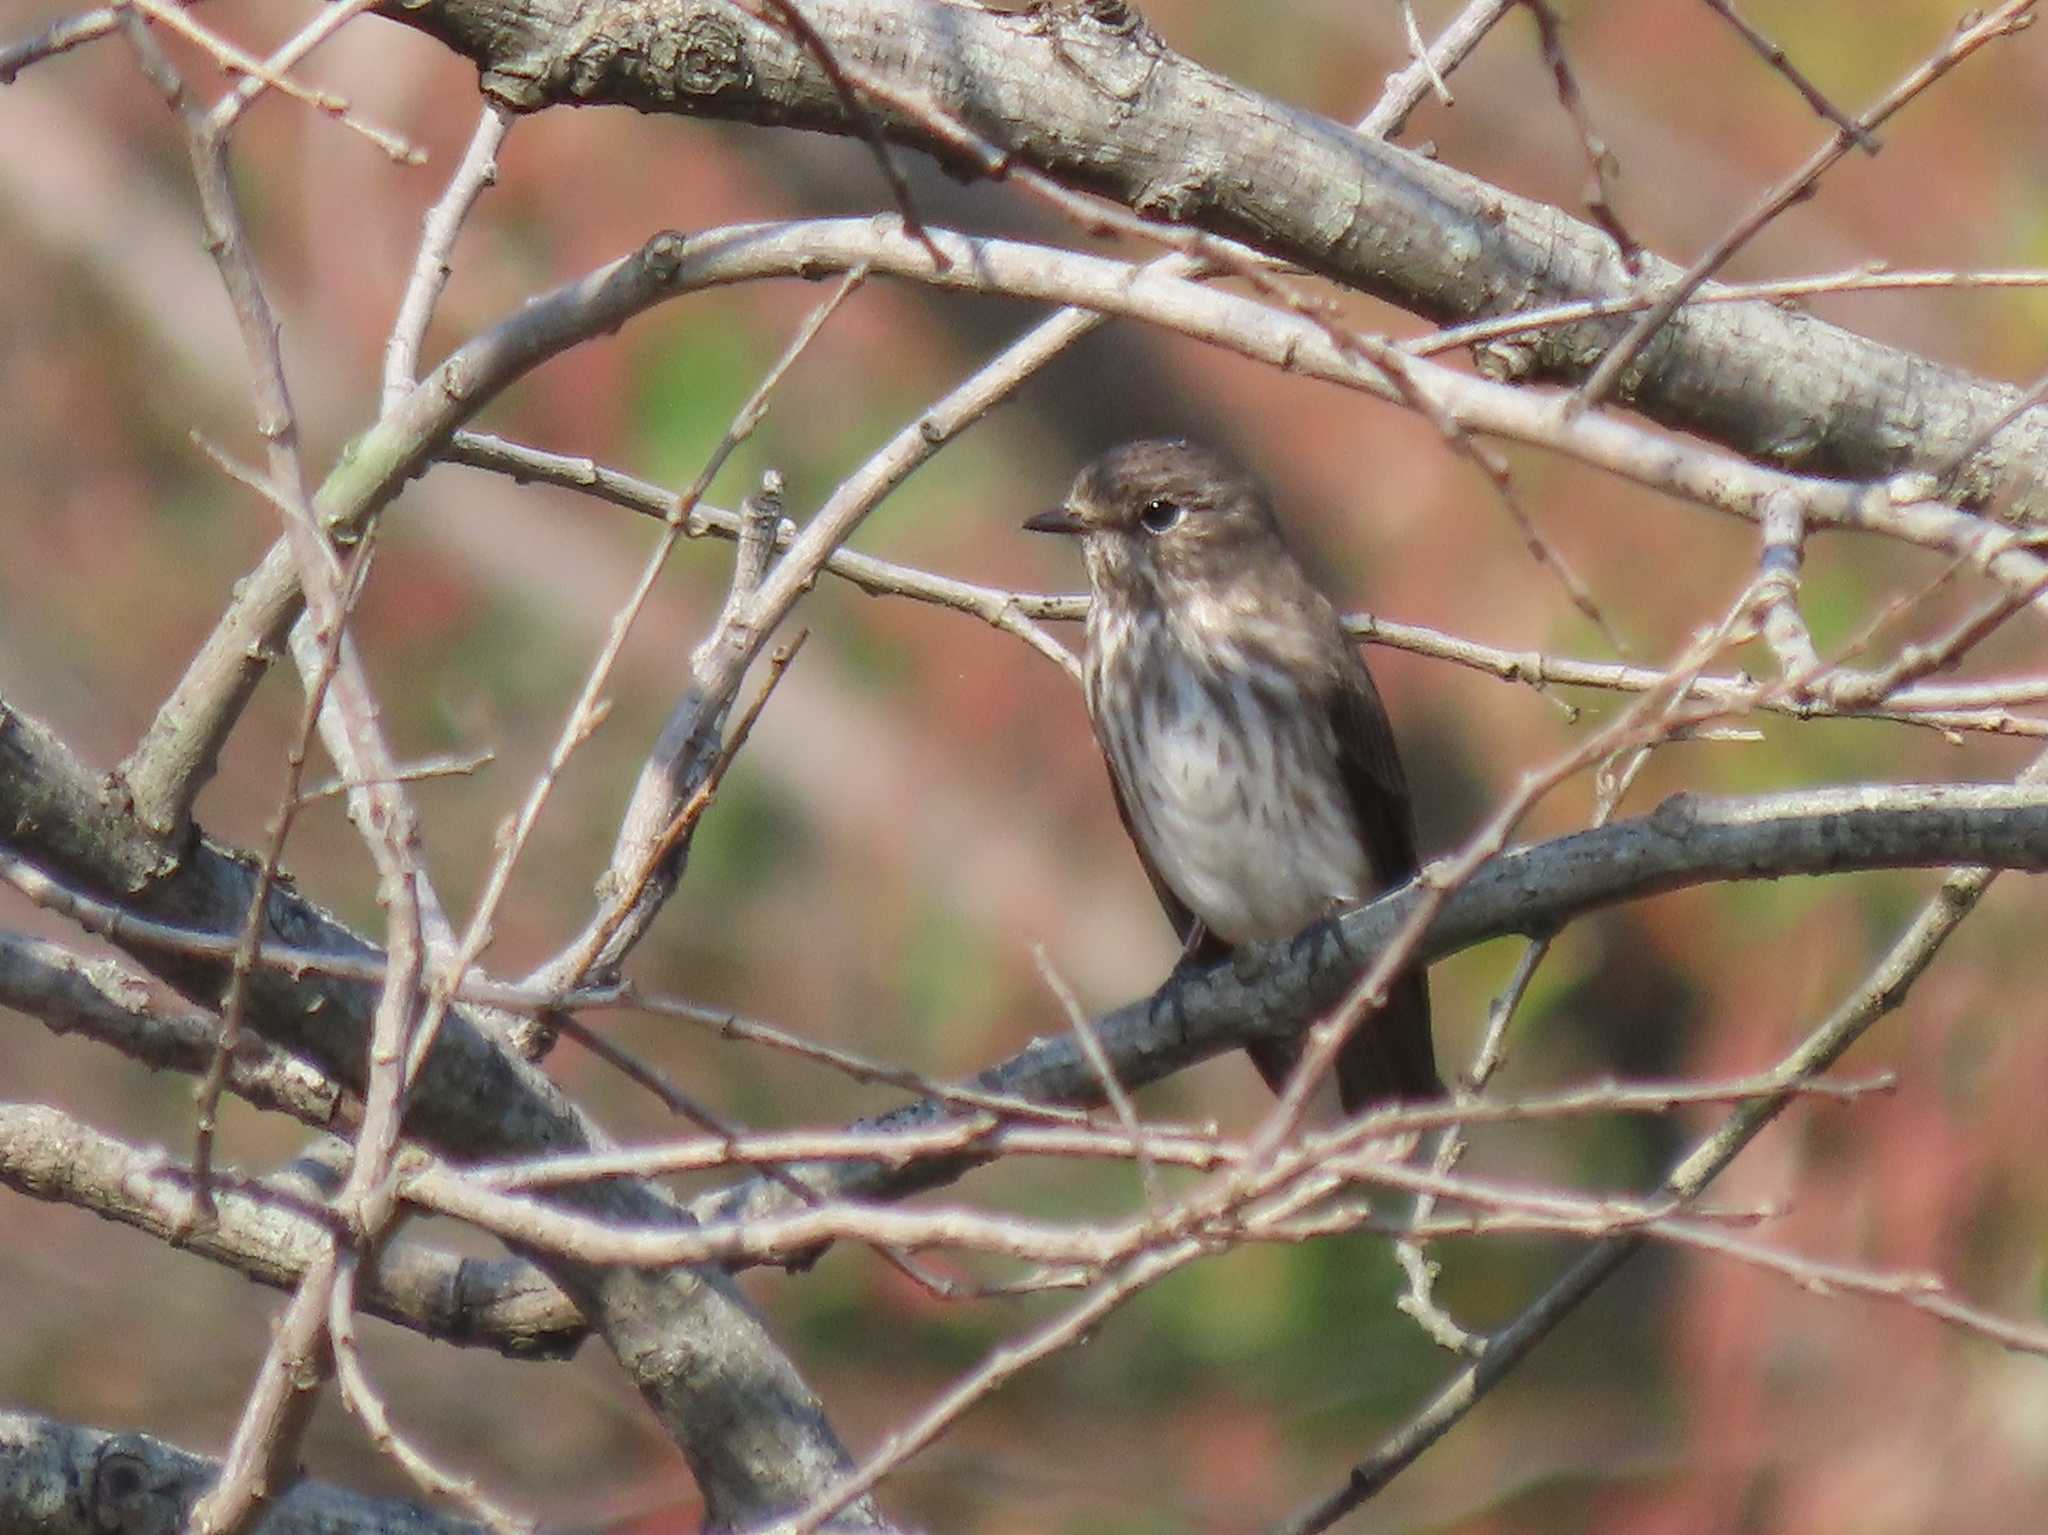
693;782;2048;1227
0;1408;489;1535
0;1104;585;1361
0;700;883;1528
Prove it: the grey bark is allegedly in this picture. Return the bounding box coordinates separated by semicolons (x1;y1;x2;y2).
0;1409;486;1535
381;0;2048;517
0;702;881;1529
0;1102;586;1361
694;782;2048;1225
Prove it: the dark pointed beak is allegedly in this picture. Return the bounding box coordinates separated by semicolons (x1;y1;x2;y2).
1023;506;1085;536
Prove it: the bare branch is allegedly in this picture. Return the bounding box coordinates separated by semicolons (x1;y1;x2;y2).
0;933;346;1128
1574;2;2037;412
0;1408;491;1535
384;104;513;410
1275;751;2043;1533
1699;0;1881;148
385;0;2048;514
0;1103;584;1361
1517;0;1640;270
0;7;123;81
1359;0;1517;140
682;778;2048;1232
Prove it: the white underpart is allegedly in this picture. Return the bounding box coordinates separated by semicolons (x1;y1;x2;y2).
1089;605;1372;945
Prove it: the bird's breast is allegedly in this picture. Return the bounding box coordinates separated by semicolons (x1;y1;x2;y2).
1092;640;1374;944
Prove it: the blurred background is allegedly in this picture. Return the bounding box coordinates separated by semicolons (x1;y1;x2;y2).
3;1;2047;1529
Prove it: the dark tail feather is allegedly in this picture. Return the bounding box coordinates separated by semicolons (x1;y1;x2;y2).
1245;969;1439;1114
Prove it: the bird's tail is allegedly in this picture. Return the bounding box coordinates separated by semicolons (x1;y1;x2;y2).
1244;966;1439;1117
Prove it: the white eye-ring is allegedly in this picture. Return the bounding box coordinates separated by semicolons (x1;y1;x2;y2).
1139;498;1185;534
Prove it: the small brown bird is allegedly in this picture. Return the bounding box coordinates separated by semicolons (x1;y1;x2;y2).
1025;439;1439;1112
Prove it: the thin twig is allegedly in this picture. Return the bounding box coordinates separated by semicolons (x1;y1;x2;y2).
328;1270;533;1534
384;104;513;411
462;1073;1887;1193
1517;0;1640;270
1415;263;2048;358
1699;0;1880;149
1275;748;2048;1534
298;750;496;803
127;0;420;162
1359;0;1517;140
117;6;443;1520
1397;2;1453;109
1034;943;1162;1212
749;0;945;264
446;432;1079;674
1;6;122;81
446;429;2045;737
517;270;868;1015
1574;2;2037;413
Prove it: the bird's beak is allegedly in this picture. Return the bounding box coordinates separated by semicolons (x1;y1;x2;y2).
1023;505;1085;536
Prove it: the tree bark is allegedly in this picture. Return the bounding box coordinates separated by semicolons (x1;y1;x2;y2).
380;0;2048;516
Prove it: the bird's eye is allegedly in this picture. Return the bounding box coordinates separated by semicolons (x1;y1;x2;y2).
1139;498;1185;534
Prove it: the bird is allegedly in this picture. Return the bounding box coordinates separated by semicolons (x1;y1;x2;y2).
1024;438;1439;1113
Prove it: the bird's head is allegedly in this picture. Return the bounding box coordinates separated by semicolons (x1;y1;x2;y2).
1024;438;1287;601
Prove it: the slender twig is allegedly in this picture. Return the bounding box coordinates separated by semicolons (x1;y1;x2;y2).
117;5;444;1520
1699;0;1880;149
1274;749;2048;1534
1396;2;1453;110
298;750;496;803
447;432;1078;674
1392;932;1556;1356
1517;0;1640;270
127;0;419;162
327;1270;533;1534
1359;0;1517;139
1415;264;2048;359
187;429;381;1213
749;0;944;264
1574;2;2036;412
1;6;123;80
468;1073;1889;1193
384;104;513;411
1347;609;2048;735
461;267;866;1054
1034;943;1162;1212
446;431;2046;736
1752;488;1821;680
764;1239;1208;1534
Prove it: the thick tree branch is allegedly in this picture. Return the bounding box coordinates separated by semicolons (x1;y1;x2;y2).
691;781;2048;1227
0;933;348;1128
380;0;2048;517
0;1409;487;1535
0;1104;586;1361
19;677;2044;1252
116;215;2048;872
0;702;882;1528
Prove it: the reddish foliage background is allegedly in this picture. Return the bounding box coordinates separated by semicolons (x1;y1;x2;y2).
2;2;2046;1529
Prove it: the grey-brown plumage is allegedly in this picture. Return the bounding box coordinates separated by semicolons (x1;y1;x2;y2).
1026;439;1439;1111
